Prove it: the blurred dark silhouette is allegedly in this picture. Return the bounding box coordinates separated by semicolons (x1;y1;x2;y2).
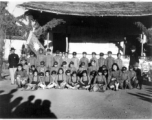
0;89;57;119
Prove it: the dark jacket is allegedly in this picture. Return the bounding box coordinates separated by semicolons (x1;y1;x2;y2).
129;52;139;66
8;53;19;68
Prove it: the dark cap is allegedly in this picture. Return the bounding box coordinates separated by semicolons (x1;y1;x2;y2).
10;47;15;51
39;48;43;51
66;70;71;74
17;64;22;67
51;70;57;74
39;72;44;76
131;46;136;50
99;52;104;56
56;50;60;54
62;61;67;65
82;52;87;55
40;61;45;65
70;61;74;64
81;62;85;66
45;70;50;73
90;70;96;75
108;51;112;54
47;49;51;52
54;61;58;65
31;65;35;68
129;65;133;69
122;66;127;71
92;52;96;55
30;52;34;55
72;52;77;55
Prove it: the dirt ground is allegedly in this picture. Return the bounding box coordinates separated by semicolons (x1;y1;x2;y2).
0;79;151;119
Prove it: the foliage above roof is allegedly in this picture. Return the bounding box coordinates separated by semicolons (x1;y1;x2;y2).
18;2;152;16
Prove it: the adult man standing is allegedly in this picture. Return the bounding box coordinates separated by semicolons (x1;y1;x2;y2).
8;48;19;85
129;46;139;67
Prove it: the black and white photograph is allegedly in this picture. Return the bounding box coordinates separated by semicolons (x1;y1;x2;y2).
0;0;152;119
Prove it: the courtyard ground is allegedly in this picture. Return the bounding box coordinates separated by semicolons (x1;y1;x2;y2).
0;79;151;119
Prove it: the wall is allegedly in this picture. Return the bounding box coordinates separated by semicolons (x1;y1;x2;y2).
4;39;26;60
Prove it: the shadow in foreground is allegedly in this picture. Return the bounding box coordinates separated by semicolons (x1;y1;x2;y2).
128;81;152;103
0;89;57;119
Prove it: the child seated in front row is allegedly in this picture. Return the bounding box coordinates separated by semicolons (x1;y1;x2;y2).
24;70;39;91
92;70;107;92
120;66;131;89
68;71;79;89
56;68;66;89
108;63;120;91
47;70;58;89
15;64;28;88
78;70;91;90
38;72;46;89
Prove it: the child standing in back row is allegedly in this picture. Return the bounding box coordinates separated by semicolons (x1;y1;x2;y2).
98;52;105;70
79;52;89;69
105;51;115;72
45;49;54;70
115;53;123;70
71;52;79;70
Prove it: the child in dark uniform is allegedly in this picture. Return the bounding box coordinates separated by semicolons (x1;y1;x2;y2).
28;69;33;83
88;60;98;75
133;63;143;89
69;71;79;89
56;68;66;89
50;61;59;73
120;67;130;89
44;70;51;88
93;70;107;92
65;70;73;89
78;70;91;90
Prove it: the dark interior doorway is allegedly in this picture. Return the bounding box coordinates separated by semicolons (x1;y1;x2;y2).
53;33;66;53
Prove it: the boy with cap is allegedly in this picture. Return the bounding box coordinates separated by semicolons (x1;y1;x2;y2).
45;49;54;69
68;61;77;74
98;52;105;69
38;72;46;89
115;53;123;70
27;52;37;67
128;65;137;88
129;46;139;67
37;61;47;74
53;50;62;67
20;51;27;62
90;52;98;69
8;47;19;85
79;52;89;69
119;66;131;89
62;52;71;68
105;51;115;71
50;61;59;73
36;48;46;67
70;52;79;70
133;63;143;89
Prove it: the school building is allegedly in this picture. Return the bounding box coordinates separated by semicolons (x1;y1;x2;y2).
18;2;152;57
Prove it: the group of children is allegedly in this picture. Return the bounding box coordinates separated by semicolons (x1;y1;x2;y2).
14;48;152;92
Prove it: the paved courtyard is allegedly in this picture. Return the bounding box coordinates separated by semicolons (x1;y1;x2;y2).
0;79;152;119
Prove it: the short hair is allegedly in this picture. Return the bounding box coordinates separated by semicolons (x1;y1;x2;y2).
108;51;112;54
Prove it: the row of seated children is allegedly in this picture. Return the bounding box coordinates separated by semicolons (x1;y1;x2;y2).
14;59;144;91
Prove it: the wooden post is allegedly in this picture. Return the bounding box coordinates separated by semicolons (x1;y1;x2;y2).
66;36;68;52
123;37;126;56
